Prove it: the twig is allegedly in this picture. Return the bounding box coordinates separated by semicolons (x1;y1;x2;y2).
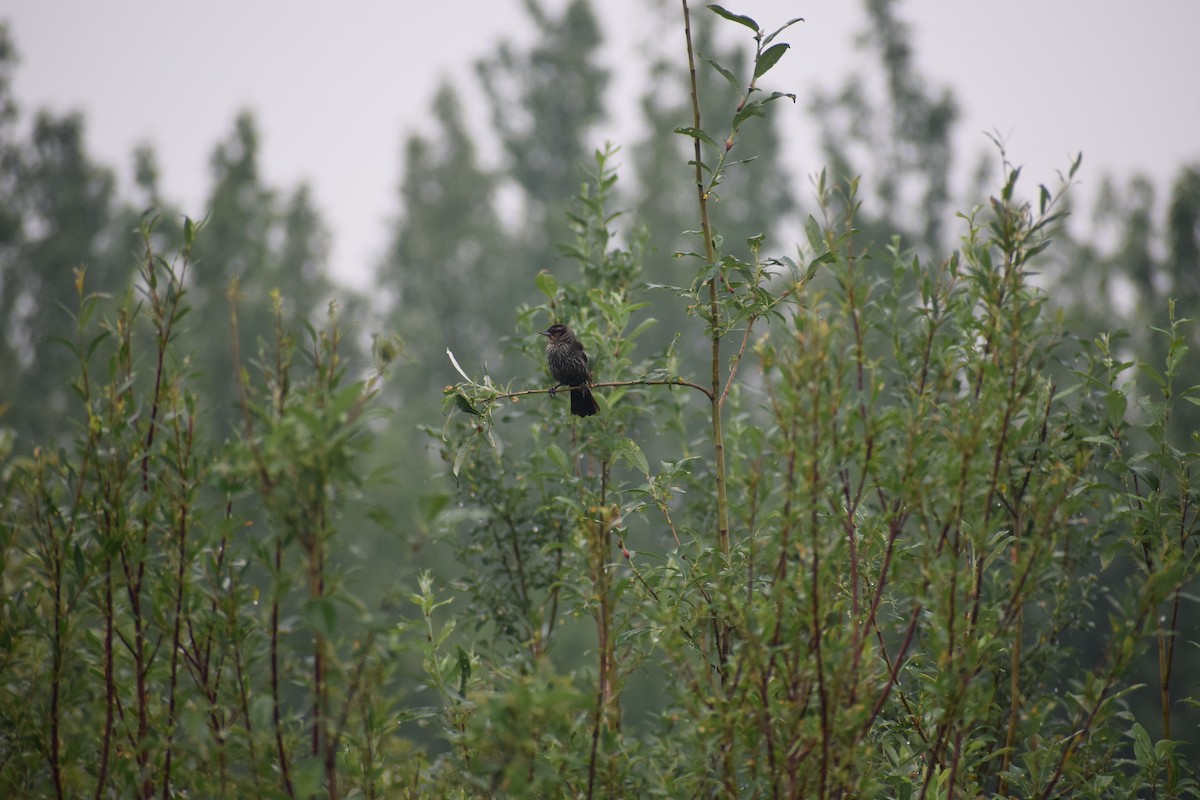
719;319;757;411
486;377;715;404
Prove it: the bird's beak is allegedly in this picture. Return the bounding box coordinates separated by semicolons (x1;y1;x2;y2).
538;329;551;337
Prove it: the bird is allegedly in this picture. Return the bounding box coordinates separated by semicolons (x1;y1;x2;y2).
540;323;600;417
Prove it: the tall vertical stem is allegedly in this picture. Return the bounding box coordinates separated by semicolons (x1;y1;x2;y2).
681;0;730;566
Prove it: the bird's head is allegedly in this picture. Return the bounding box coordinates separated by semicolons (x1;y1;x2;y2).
540;323;570;341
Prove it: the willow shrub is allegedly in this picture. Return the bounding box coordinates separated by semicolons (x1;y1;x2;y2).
1;4;1197;800
438;165;1200;800
435;5;1198;799
0;215;409;798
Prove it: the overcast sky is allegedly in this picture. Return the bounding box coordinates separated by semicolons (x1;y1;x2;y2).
3;0;1198;290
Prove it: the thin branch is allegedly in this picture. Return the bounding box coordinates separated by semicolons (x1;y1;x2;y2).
487;377;715;404
719;318;757;411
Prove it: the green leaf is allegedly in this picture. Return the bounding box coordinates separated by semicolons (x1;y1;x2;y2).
707;4;759;32
1129;722;1153;766
454;392;482;416
696;262;722;287
1069;151;1084;178
418;493;451;525
780;256;801;283
77;293;99;327
46;335;79;359
1023;239;1051;260
754;42;790;79
805;214;825;253
700;54;738;88
806;251;835;280
293;758;324;800
732;100;766;128
534;270;558;301
763;17;804;47
304;597;338;639
627;317;658;342
331;381;364;419
1082;434;1117;446
1137;362;1166;390
456;646;472;696
674;126;720;148
1167;339;1189;376
617;438;650;476
395;706;440;725
1105;390;1127;426
546;443;569;473
86;330;113;361
250;696;274;732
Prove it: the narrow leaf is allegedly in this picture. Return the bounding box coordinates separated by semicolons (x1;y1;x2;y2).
674;126;720;148
1105;390;1127;425
732;100;766;128
86;331;113;361
806;251;835;280
708;4;758;32
454;392;482;416
452;443;470;477
446;348;470;382
46;335;80;358
304;597;338;639
700;54;738;88
618;438;650;476
456;646;472;696
627;317;658;342
754;43;790;79
546;443;569;473
763;17;804;47
418;493;451;525
805;214;824;253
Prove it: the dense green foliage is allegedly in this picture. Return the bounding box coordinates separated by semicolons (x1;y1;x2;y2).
1;2;1198;798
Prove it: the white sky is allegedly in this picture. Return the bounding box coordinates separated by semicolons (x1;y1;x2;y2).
3;0;1198;290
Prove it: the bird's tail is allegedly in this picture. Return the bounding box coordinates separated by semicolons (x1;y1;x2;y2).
570;387;600;417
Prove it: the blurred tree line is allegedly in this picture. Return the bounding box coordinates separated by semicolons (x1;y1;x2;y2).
6;1;1194;457
1;0;1197;771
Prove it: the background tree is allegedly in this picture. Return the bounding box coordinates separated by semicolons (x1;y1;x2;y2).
375;0;611;410
3;109;119;444
0;23;26;426
476;0;609;269
189;111;337;435
1046;163;1200;747
809;0;958;252
379;84;506;368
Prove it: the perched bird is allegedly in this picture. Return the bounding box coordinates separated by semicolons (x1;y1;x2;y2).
540;323;600;417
